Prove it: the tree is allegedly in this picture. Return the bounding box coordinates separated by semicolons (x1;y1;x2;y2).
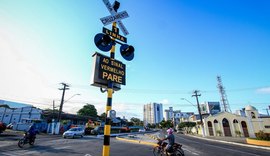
130;117;142;126
77;104;97;117
99;112;106;122
178;122;196;134
159;119;173;129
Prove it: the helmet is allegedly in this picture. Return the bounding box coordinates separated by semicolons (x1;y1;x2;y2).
167;128;173;134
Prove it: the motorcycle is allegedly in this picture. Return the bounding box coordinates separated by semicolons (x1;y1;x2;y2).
153;139;185;156
18;132;36;148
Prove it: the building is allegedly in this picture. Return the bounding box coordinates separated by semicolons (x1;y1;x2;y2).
143;103;163;125
0;104;45;131
164;107;174;121
180;112;195;122
193;105;270;138
164;107;184;126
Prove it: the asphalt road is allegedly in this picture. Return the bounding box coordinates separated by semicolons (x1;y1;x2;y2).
176;133;270;156
0;132;154;156
1;130;270;156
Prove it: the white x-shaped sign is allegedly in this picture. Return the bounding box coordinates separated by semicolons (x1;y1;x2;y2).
101;0;129;36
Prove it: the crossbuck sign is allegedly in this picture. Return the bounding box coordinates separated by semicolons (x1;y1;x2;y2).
101;0;129;36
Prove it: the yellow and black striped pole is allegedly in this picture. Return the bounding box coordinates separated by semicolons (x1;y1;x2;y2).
102;82;113;156
102;22;116;156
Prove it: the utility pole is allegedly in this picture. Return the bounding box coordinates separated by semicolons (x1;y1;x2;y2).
57;83;69;122
52;100;56;120
192;90;205;137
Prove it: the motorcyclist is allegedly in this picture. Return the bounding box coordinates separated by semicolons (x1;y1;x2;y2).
162;128;175;154
27;123;37;140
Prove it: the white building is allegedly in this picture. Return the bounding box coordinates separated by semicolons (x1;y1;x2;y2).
143;103;163;125
164;107;174;121
190;105;270;138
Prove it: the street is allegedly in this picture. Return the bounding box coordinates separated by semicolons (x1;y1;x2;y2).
177;134;270;156
1;131;270;156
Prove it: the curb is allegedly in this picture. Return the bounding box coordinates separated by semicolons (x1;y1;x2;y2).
116;136;157;146
246;138;270;147
188;135;270;151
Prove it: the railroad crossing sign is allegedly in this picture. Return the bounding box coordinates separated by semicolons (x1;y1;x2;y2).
102;26;127;43
100;11;129;26
101;0;129;36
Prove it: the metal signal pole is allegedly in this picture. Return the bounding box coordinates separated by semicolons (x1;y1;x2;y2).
102;22;117;156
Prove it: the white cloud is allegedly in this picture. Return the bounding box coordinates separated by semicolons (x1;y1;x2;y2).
160;99;169;105
256;87;270;94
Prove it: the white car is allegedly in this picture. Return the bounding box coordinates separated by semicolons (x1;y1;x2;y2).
139;129;146;132
63;127;84;138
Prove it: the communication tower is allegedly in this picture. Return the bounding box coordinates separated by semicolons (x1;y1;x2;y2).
217;76;231;112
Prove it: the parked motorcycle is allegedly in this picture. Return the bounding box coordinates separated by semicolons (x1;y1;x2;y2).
18;132;36;148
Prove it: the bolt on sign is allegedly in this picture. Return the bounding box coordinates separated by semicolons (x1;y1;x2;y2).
91;52;125;90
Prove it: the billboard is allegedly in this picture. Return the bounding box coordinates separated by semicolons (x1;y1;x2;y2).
200;102;221;115
91;52;126;91
208;102;221;115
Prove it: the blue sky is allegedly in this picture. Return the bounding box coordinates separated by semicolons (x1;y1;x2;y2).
1;0;270;120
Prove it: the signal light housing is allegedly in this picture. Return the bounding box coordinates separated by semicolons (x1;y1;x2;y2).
94;33;113;52
120;44;134;61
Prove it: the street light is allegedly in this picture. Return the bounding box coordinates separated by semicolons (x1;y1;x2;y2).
180;98;197;108
57;93;81;122
64;94;81;103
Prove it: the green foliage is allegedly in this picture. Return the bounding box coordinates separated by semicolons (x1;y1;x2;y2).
177;122;196;134
147;123;158;129
255;130;270;141
235;130;241;136
77;104;97;117
178;122;196;129
126;121;134;126
159;120;173;129
99;112;106;122
130;117;143;126
216;130;222;136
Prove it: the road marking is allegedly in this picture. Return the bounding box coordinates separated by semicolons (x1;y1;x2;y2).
54;145;71;150
182;148;199;155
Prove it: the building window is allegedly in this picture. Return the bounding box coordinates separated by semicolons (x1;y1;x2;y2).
251;112;256;119
214;120;218;123
265;125;270;128
233;119;238;123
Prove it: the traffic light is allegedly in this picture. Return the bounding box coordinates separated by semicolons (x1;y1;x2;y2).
94;33;113;52
120;44;134;61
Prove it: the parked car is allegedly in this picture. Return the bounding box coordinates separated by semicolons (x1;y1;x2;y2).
0;122;7;134
63;127;84;139
139;129;146;132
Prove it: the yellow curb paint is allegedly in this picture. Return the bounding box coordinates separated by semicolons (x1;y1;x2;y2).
246;138;270;147
116;137;158;147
